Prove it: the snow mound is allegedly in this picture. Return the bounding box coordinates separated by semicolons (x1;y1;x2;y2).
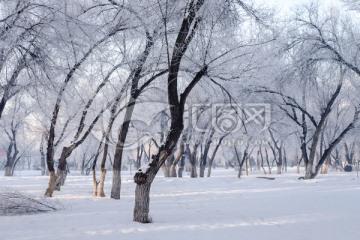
0;188;64;216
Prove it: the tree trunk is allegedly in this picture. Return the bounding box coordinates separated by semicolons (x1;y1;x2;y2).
133;182;151;223
190;165;197;178
199;165;206;178
110;31;159;199
188;144;198;178
92;169;98;196
169;164;177;177
169;142;185;177
98;169;106;197
178;154;185;178
46;147;71;195
161;163;169;177
277;164;282;174
133;0;206;222
305;163;314;179
245;157;249;176
4;166;12;176
40;135;46;176
45;171;57;197
207;164;213;177
111;169;121;199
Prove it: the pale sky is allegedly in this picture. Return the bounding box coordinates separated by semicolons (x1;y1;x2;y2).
255;0;343;15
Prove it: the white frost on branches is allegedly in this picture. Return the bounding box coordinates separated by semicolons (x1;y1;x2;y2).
0;188;64;216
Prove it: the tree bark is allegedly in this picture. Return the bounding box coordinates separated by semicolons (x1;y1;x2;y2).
45;171;57;197
92;169;99;196
4;166;12;176
98;169;106;197
133;181;152;223
207;134;227;177
133;0;206;223
111;169;121;199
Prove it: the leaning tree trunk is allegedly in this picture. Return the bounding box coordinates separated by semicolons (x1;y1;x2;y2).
133;126;182;223
207;137;224;177
110;111;131;199
133;0;206;223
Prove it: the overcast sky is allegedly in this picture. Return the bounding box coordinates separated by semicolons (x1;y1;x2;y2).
255;0;343;15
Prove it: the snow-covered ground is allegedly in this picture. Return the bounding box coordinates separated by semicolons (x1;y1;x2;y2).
1;169;360;240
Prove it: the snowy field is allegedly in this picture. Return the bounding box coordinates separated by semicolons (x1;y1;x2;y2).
0;169;360;240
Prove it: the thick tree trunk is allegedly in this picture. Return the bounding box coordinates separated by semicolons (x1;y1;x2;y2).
4;166;12;176
45;171;57;197
54;169;66;191
133;182;151;223
305;163;314;179
133;0;206;222
111;169;121;199
50;147;70;193
190;165;197;178
277;164;282;174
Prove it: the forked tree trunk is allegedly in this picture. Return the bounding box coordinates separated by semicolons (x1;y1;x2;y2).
133;0;206;223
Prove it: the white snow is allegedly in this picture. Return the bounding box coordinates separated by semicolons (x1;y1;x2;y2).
0;169;360;240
